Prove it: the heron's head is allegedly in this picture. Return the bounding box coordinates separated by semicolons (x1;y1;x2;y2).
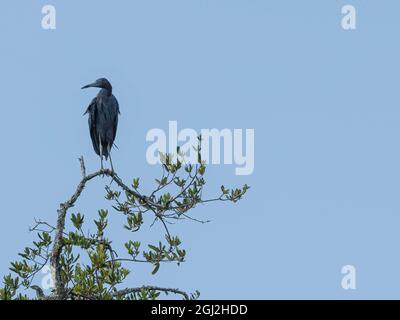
81;78;112;92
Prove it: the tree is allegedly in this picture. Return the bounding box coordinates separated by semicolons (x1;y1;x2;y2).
0;139;248;300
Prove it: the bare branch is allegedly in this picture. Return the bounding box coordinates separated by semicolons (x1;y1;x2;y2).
79;156;86;178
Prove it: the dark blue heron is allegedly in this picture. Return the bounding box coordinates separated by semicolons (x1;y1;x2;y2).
82;78;120;172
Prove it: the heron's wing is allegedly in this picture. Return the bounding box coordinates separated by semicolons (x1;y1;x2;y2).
84;98;100;156
110;97;119;143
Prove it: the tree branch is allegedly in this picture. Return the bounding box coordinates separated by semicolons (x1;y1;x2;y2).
113;285;190;300
50;156;162;298
45;153;247;299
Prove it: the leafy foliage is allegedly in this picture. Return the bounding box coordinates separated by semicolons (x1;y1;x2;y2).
0;138;248;300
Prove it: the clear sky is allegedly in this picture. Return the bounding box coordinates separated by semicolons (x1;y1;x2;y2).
1;0;400;299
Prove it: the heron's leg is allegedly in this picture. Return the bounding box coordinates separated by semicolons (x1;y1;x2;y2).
99;134;104;174
107;144;115;173
107;145;116;186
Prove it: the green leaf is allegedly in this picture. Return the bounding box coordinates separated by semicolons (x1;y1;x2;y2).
148;244;159;252
152;263;160;275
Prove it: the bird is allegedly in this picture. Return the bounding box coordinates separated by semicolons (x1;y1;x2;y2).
82;78;120;172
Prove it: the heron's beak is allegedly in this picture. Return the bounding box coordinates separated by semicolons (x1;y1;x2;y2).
81;82;96;89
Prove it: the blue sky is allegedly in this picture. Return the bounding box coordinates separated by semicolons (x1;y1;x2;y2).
1;0;400;299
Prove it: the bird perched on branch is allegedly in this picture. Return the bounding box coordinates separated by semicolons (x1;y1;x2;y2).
82;78;120;172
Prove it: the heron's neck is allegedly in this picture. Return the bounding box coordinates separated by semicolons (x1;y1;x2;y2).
99;87;112;96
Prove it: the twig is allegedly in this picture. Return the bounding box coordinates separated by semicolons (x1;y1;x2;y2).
79;156;86;178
